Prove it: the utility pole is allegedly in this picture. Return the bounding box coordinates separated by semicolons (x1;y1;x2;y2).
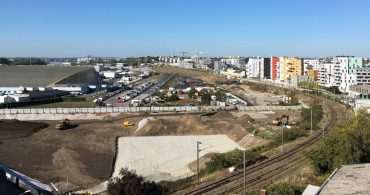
243;150;246;193
281;123;284;150
196;141;202;184
322;100;325;137
310;105;313;134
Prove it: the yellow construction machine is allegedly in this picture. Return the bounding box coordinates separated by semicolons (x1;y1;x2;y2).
272;115;289;126
55;119;71;130
123;120;134;127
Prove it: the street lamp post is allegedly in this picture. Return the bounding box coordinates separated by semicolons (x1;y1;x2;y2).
197;141;202;184
281;123;284;150
243;150;246;193
310;105;313;134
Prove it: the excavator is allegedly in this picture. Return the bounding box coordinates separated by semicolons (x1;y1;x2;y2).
272;115;289;126
55;119;71;130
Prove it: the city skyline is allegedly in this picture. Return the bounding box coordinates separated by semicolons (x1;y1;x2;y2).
1;0;370;57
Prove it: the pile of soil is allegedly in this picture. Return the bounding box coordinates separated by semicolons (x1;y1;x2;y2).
212;111;234;120
235;114;254;127
0;120;49;140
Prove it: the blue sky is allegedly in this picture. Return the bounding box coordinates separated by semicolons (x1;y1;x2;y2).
0;0;369;57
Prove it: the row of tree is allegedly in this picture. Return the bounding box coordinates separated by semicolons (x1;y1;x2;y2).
188;87;227;105
0;58;46;65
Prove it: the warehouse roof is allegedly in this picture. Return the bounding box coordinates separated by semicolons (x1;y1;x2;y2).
318;163;370;195
0;65;92;87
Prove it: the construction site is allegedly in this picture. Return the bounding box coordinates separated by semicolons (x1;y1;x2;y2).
0;75;326;194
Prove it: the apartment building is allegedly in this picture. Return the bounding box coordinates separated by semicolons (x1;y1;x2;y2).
221;58;245;69
246;57;263;78
338;57;363;93
281;57;303;81
356;64;370;85
306;69;319;81
318;57;363;92
263;57;271;80
318;62;340;88
303;58;320;72
271;57;279;80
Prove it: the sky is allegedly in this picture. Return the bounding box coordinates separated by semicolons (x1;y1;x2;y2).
0;0;370;58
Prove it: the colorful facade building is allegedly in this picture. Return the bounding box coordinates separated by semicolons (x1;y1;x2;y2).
271;57;279;80
282;57;303;81
306;69;319;81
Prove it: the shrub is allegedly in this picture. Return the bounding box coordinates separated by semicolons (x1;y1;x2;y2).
267;183;300;195
165;94;179;102
107;168;165;195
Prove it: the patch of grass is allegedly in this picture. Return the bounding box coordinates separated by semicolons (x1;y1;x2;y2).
20;101;95;108
245;127;255;133
259;131;272;140
205;149;262;174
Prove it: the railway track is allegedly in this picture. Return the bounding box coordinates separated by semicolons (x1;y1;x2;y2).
184;101;344;195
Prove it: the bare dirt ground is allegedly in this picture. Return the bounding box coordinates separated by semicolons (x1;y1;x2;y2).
153;66;227;85
0;120;48;140
0;109;301;190
0;116;144;190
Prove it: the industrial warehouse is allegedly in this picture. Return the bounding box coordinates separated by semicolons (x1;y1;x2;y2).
0;65;99;104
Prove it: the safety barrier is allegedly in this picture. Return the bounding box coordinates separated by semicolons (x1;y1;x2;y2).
0;106;220;114
237;105;302;111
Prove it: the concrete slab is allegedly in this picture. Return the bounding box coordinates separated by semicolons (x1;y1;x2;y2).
113;135;243;182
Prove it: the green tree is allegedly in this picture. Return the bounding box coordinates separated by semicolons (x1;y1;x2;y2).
200;89;211;105
107;168;165;195
0;58;10;65
306;109;370;174
215;89;227;102
207;63;214;69
165;94;179;102
188;87;198;98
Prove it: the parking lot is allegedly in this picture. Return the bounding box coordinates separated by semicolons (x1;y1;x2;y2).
104;74;173;107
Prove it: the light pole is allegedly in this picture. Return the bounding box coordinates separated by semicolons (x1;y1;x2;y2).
197;141;202;184
281;123;284;150
310;105;313;134
243;150;246;193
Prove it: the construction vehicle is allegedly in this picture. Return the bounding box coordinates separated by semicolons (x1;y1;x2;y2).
55;119;71;130
272;115;289;126
123;120;134;127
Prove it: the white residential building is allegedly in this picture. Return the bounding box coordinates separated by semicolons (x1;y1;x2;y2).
246;58;263;78
303;59;320;72
318;57;363;92
220;68;245;79
319;62;341;88
356;65;370;86
220;58;245;69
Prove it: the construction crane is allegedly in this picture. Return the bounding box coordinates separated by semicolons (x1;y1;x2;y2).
176;51;189;57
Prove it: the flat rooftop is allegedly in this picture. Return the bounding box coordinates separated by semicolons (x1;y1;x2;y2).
319;163;370;195
0;65;92;87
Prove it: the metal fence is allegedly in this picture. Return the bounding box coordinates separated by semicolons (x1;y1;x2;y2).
0;106;220;114
237;105;302;111
0;105;303;115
